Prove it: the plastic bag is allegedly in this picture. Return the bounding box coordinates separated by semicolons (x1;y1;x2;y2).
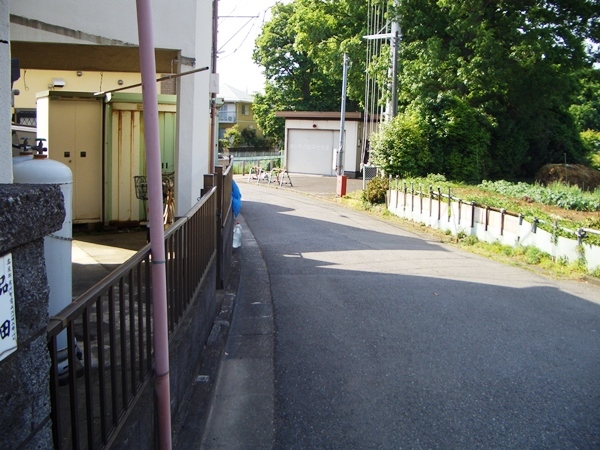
232;180;242;217
233;222;242;248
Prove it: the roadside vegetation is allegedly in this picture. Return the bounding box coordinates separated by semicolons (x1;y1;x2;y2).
249;0;600;281
338;176;600;281
253;0;599;183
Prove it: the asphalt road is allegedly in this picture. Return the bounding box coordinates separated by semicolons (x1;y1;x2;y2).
231;182;600;449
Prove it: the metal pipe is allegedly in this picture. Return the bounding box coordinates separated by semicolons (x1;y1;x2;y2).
135;1;172;448
390;28;399;118
209;0;219;171
93;66;209;96
337;53;349;176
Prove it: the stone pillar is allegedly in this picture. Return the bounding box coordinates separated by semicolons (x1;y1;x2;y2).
0;184;65;449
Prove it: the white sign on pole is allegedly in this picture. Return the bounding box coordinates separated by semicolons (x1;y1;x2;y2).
0;253;17;361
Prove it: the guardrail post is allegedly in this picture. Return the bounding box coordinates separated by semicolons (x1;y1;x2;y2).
485;206;489;231
448;187;451;222
577;228;587;245
429;185;433;218
437;187;441;221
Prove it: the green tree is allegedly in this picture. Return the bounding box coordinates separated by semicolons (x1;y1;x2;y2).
569;68;600;132
252;0;368;143
253;0;599;181
429;94;493;183
581;129;600;169
392;0;598;180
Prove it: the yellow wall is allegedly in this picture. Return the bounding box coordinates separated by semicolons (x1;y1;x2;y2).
218;101;263;139
236;102;262;136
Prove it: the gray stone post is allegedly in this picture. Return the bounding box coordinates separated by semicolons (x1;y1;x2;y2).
0;184;65;449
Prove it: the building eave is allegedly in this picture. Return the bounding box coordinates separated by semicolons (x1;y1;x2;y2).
275;111;363;121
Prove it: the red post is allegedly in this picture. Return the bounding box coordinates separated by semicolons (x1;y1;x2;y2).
336;175;347;197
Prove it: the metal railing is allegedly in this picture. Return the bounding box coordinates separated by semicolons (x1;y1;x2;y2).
231;155;281;175
218;111;237;123
205;156;234;288
47;187;217;449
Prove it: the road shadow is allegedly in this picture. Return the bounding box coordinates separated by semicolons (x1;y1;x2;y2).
239;198;600;449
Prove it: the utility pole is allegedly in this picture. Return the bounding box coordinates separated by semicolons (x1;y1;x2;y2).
336;53;349;196
209;0;219;170
363;0;400;121
337;53;349;177
390;16;400;119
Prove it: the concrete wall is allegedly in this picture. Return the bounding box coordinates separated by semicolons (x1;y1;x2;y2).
0;184;66;449
388;187;600;272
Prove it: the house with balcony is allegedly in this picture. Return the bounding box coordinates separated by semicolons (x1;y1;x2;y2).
218;83;263;142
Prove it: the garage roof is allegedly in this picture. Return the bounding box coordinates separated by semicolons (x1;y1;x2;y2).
275;111;363;121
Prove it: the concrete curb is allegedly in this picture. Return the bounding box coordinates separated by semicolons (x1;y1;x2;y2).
174;213;276;449
199;213;275;449
172;229;242;449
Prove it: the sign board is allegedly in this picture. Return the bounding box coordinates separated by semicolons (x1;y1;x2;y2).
0;253;17;361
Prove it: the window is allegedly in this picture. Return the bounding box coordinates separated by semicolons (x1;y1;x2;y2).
218;104;236;123
241;104;250;116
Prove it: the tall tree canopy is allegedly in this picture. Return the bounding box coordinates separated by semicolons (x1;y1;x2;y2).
253;0;599;180
252;0;369;143
389;0;600;181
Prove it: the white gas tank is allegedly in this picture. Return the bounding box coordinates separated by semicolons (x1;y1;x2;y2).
13;155;73;349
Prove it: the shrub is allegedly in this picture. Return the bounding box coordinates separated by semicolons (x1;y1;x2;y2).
461;235;479;246
524;246;543;265
219;125;243;150
241;127;270;148
363;177;389;204
369;109;431;178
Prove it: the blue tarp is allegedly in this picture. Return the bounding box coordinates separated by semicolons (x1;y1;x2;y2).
232;180;242;217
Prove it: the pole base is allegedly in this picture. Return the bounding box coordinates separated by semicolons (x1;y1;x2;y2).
336;175;347;197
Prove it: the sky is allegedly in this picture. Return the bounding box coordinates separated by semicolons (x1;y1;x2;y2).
217;0;288;94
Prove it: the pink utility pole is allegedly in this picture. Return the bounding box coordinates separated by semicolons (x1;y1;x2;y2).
135;1;172;448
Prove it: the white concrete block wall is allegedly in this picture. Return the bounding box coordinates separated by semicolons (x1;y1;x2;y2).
388;188;600;272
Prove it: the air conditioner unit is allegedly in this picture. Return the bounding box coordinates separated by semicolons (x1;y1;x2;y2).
227;116;234;121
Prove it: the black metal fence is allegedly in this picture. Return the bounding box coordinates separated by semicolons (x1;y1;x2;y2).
205;156;234;288
47;186;218;449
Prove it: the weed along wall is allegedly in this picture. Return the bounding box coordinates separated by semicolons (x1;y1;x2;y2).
387;185;600;273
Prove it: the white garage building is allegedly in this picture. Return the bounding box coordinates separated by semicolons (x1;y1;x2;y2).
277;111;367;178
